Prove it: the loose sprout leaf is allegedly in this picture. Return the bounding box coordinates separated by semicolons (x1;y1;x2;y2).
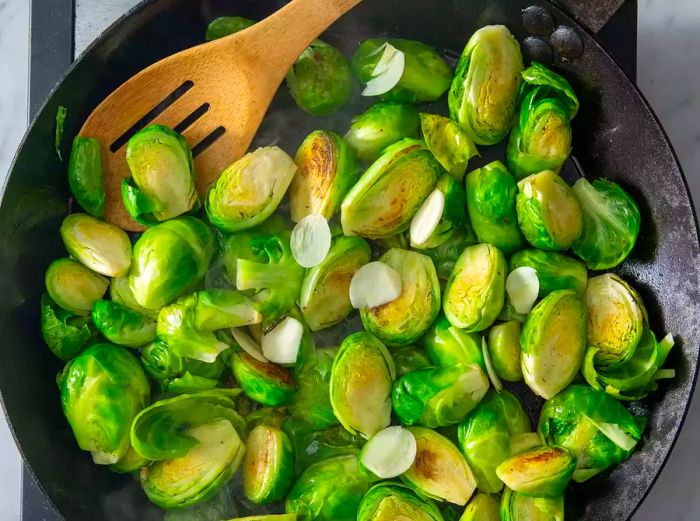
232;327;268;363
362;44;406;96
482;337;503;391
291;214;332;268
409;189;445;247
350;261;403;309
655;369;676;380
261;316;303;364
509;432;542;455
360;426;417;478
55;105;67;160
506;267;540;315
585;415;637;451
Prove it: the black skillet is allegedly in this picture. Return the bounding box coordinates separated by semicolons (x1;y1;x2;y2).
2;0;699;519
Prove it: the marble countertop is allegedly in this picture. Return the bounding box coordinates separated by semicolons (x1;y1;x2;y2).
1;0;699;519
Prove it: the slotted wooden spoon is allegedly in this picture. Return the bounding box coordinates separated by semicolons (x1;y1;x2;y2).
80;0;362;231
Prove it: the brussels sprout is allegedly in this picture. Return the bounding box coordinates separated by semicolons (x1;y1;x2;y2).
231;350;297;406
411;174;469;250
243;424;294;504
443;243;506;332
224;216;305;320
40;294;96;361
516;170;583;250
109;444;149;474
357;483;444;521
299;236;371;331
123;125;197;224
572;178;642;269
58;343;150;464
352;39;452;102
420;113;478;181
424;316;485;369
495;446;575;497
288;347;338;430
402;427;476;505
205;16;255;41
424;227;477;282
521;290;587;399
68;136;105;218
286;40;353;116
91;300;156;348
509;249;587;297
584;274;647;368
283;421;364;476
392;345;431;377
285;455;370;521
393;363;489;428
500;489;564;521
109;276;158;320
45;258;108;315
538;385;644;481
488;321;523;382
345;103;420;163
140;339;224;388
465;161;525;255
140;339;183;381
158;290;260;363
507;63;579;180
449;26;524;145
206;147;297;232
460;494;500;521
59;213;132;277
457;390;530;493
129;217;215;311
330;332;395;438
341;139;441;239
361;249;440;346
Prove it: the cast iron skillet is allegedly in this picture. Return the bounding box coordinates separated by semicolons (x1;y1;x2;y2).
2;0;699;519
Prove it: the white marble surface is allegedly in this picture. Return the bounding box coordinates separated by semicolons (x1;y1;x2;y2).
1;1;700;519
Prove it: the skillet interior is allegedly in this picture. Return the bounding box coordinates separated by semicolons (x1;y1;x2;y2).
2;0;698;519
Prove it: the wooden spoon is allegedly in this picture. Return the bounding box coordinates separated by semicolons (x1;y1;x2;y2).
79;0;362;231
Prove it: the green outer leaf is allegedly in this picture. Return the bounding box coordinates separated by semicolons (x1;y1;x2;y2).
391;345;432;377
287;347;339;430
460;493;500;521
110;276;159;320
521;62;579;118
420;113;478;181
55;105;67;160
40;293;95;361
164;373;219;394
68;136;105;218
357;482;445;521
92;299;156;348
231;350;297;407
509;249;587;298
121;178;164;226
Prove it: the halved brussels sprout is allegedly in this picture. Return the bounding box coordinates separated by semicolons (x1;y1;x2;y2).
424;315;484;369
231;350;297;407
509;249;587;297
393;363;489;428
40;294;96;361
443;243;506;332
92;300;156;348
495;446;575;497
457;390;530;493
287;347;338;430
516;170;583;250
448;25;524;145
290;130;359;222
352;39;452;102
58;343;150;464
584;273;647;368
357;483;444;521
330;332;395;438
465;161;526;255
68;136;105;218
507;63;579;180
361;248;441;346
285;455;370;521
299;236;371;331
402;427;476;505
286;40;353;116
572;178;642;269
411;174;469;250
205;15;254;40
420;113;478;181
224;216;305;320
460;494;500;521
243;424;294;504
109;276;158;320
345;103;420;163
487;321;523;382
538;385;644;481
129;216;215;311
45;258;108;315
500;489;564;521
392;345;431;377
59;213;132;277
123;125;197;224
206;147;297;232
521;290;587;399
341;138;441;239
